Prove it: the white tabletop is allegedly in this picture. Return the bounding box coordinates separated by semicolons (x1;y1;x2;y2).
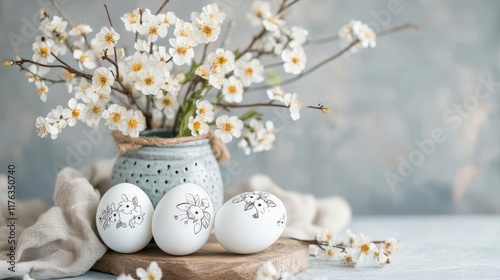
69;216;500;280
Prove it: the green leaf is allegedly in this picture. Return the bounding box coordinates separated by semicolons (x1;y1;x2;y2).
239;109;263;122
266;69;282;86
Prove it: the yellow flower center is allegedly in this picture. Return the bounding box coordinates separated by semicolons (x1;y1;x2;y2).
149;26;158;35
193;121;201;132
79;54;88;63
39;47;49;57
245;68;254;76
292;56;300;65
99;74;108;86
162;98;171;107
256;10;263;18
105;33;115;44
37;86;48;94
199;107;206;114
72;109;81;119
128;13;138;24
228;85;237;94
223;122;234;132
217;56;227;66
360;243;370;254
128;118;138;129
144;76;154;86
147;272;155;280
112;112;121;123
92;105;101;114
346;255;353;263
177;46;187;55
132;63;142;72
327;249;335;257
201;25;213;37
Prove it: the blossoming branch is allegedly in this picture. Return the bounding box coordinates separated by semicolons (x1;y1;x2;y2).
4;0;417;155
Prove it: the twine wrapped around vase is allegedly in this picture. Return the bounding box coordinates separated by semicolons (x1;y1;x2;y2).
112;131;230;163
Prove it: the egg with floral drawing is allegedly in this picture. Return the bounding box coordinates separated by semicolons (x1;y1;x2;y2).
214;191;287;254
152;183;214;255
96;183;154;253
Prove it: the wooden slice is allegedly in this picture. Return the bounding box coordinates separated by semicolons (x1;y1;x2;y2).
92;238;309;279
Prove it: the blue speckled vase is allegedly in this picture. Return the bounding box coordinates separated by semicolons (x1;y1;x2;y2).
111;131;224;211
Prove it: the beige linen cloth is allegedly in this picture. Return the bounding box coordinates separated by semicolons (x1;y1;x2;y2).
0;160;351;279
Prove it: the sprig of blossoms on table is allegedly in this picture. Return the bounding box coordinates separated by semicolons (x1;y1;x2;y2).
309;228;400;268
115;261;162;280
4;0;414;154
256;261;293;280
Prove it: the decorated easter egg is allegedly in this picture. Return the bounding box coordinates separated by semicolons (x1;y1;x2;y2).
152;183;214;255
214;191;287;254
96;183;154;253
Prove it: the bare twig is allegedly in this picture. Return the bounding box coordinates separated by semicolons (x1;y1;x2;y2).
249;22;419;91
50;0;75;27
155;0;170;15
216;101;329;113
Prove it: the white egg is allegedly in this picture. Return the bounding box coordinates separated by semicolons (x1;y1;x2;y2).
214;191;287;254
152;183;214;255
96;183;154;253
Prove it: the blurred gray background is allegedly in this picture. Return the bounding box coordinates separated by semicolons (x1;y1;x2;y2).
1;0;499;215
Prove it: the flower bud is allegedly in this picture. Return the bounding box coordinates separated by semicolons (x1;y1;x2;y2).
3;60;14;67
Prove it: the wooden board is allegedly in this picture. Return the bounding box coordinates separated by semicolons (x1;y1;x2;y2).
92;238;309;279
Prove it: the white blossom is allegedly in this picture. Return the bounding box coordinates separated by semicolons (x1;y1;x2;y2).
215;115;243;143
202;3;226;25
138;9;169;43
222;76;244;103
32;39;58;64
318;247;338;261
188;115;210;136
193;14;221;44
67;98;86;127
256;261;278;280
84;100;107;128
207;48;235;74
315;229;336;247
262;14;285;34
354;233;377;262
136;261;162;280
266;86;286;103
73;49;96;70
116;273;135;280
124;52;149;81
134;39;155;53
282;47;307;75
234;53;264;87
35;117;57;139
135;67;164;95
338;20;376;51
288;26;309;48
121;110;146;138
162;72;181;95
41;16;67;35
195;64;210;80
69;24;93;36
103;104;127;130
35;80;49;102
157;11;177;26
121;9;141;33
357;23;376;48
247;1;271;26
62;70;76;93
284;93;301;121
174;19;197;46
25;65;49;83
94;26;120;51
196;100;214;122
374;248;390;267
346;228;357;248
154;92;179;119
337;248;358;268
208;72;225;89
169;37;194;65
384;237;399;252
92;67;114;95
